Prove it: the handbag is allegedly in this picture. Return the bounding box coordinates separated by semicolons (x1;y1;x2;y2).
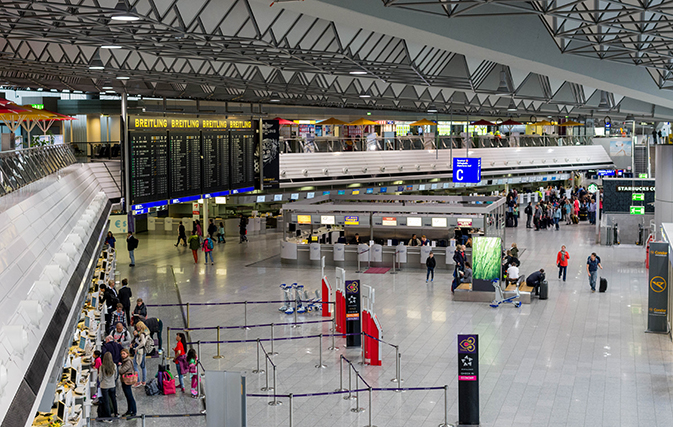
122;371;138;386
162;371;176;395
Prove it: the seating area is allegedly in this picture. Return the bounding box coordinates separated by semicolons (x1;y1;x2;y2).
453;275;534;304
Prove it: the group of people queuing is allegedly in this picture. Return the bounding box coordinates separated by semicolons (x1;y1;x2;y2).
95;278;164;421
522;187;600;231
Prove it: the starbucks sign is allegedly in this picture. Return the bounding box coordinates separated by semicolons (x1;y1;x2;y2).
587;183;599;194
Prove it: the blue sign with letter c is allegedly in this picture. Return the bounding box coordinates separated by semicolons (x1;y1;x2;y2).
453;157;481;183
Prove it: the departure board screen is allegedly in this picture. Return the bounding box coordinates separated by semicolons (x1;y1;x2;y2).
231;129;255;189
203;132;230;194
130;132;169;205
169;132;202;198
128;116;256;206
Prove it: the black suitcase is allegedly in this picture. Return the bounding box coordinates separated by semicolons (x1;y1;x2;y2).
599;277;608;292
506;215;515;227
539;280;549;299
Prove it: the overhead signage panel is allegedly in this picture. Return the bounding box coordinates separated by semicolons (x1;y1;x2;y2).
344;216;360;225
382;217;397;226
453;157;482;183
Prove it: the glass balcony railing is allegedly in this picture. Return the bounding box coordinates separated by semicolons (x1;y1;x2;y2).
280;135;593;153
0;145;76;197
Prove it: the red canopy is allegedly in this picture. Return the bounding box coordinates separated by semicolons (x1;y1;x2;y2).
272;117;295;125
471;119;495;126
500;119;522;126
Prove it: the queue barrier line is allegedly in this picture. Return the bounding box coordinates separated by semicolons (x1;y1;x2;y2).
362;331;397;349
91;413;206;421
169;318;333;332
185;332;363;346
246;385;445;399
146;299;336;308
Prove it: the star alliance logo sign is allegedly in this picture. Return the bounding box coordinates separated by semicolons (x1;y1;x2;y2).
461;355;473;367
348;295;358;305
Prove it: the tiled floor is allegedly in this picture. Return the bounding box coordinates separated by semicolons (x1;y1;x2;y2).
107;221;673;427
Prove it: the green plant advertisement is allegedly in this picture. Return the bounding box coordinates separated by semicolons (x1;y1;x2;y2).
473;237;501;281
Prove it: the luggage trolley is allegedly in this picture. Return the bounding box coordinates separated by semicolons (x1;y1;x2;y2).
489;278;522;308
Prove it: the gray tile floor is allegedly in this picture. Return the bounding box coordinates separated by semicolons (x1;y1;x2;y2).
107;221;673;426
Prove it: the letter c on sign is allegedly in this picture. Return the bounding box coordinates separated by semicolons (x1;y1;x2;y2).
456;169;463;181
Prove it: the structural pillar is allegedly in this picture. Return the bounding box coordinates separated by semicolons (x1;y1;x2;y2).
121;92;130;212
654;145;673;240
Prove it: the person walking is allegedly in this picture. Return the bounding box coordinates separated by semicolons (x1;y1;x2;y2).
589;198;597;225
218;222;226;244
586;252;603;292
207;219;217;240
533;203;542;231
126;232;138;267
175;221;187;247
524;202;533;228
202;234;215;265
239;215;248;243
553;205;562;230
425;251;436;283
118;349;137;417
105;231;116;249
564;199;572;224
188;231;200;263
556;245;570;282
98;352;118;422
118;279;132;326
452;245;466;292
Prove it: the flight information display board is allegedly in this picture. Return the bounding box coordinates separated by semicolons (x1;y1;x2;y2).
203;132;230;194
130;132;169;205
169;132;202;198
128;116;256;206
230;129;255;189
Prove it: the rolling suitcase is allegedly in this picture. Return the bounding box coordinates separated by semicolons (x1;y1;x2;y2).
538;280;549;300
506;215;515;227
599;277;608;293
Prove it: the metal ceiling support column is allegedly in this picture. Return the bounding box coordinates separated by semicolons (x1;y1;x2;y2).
121;91;130;212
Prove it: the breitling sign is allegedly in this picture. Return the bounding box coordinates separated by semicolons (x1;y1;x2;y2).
647;242;669;333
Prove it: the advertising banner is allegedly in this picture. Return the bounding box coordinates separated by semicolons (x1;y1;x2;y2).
647;242;670;333
345;280;362;347
261;120;280;189
458;334;479;425
472;237;502;292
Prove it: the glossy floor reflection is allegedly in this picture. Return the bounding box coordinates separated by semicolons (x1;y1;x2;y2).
109;222;672;427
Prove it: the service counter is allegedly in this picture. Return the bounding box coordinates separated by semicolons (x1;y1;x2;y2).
280;241;471;270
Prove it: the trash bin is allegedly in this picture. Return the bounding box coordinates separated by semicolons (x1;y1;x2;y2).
539;280;549;300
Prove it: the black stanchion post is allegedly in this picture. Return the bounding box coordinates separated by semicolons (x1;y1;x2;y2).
458;334;479;426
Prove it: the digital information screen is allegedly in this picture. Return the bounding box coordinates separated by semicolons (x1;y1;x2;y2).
128;116;255;206
407;217;422;227
130;132;169;205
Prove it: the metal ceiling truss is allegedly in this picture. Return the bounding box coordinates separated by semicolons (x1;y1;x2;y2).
382;0;673;90
0;0;662;118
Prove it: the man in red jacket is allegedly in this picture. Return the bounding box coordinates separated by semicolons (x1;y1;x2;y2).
556;245;570;282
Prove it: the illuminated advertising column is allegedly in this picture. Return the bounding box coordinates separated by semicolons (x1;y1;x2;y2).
458;334;479;425
345;280;362;347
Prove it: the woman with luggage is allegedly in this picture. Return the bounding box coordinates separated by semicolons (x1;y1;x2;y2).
118;349;137;417
132;321;150;387
98;352;118;422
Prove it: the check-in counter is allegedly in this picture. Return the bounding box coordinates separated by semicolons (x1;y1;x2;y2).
280;241;470;269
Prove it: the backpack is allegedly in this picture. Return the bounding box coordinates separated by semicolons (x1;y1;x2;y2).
143;333;154;355
145;378;160;396
207;238;213;250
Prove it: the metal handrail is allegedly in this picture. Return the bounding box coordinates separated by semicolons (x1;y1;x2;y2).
280;135;593;153
0;144;76;197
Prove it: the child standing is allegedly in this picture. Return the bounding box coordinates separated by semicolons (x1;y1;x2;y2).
218;222;226;243
92;350;102;403
173;333;186;392
187;348;199;397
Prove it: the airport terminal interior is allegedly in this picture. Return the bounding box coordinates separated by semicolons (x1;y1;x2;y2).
3;0;673;426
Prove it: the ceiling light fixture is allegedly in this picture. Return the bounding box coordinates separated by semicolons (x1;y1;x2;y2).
102;86;113;90
110;0;140;21
88;50;105;70
496;65;510;94
269;92;281;102
116;76;130;80
349;71;367;75
101;45;122;49
507;98;517;112
427;104;438;113
359;91;371;98
598;90;610;111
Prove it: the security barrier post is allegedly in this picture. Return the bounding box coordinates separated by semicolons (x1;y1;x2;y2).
252;339;264;373
261;356;270;391
343;364;353;400
366;386;377;427
350;373;364;412
197;341;202;398
242;301;250;330
391;345;403;386
315;334;326;368
439;385;449;427
166;327;172;360
335;356;346;392
268;364;281;405
288;394;294;427
270;324;278;355
186;303;190;329
142;414;146;427
213;326;224;359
